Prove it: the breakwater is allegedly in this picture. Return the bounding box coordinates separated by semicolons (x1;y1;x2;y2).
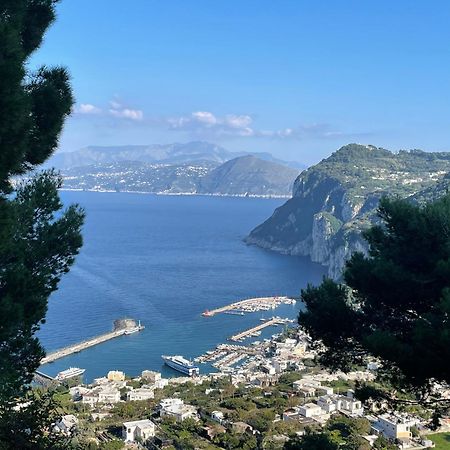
41;319;144;365
229;317;288;342
202;296;296;317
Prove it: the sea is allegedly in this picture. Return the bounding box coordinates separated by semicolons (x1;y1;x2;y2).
38;191;326;382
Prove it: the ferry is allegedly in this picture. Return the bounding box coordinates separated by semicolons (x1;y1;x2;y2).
56;367;85;381
162;355;200;377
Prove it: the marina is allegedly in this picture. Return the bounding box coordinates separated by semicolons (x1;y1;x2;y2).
202;296;296;317
193;317;295;371
229;316;290;342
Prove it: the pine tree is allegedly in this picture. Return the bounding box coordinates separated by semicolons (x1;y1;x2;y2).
0;1;84;447
299;194;450;411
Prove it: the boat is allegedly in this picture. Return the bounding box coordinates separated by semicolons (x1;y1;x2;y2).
56;367;85;381
162;355;200;376
224;310;244;316
202;310;213;317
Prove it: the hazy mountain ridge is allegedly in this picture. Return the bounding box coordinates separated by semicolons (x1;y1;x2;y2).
198;156;298;196
61;156;299;197
246;143;450;278
48;141;304;170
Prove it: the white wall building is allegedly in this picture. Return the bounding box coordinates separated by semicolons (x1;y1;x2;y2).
299;403;324;418
373;414;417;440
54;415;78;435
160;398;197;422
123;419;155;443
141;370;161;383
82;386;121;406
127;388;155;401
211;410;225;424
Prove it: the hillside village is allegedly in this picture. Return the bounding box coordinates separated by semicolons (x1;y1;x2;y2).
44;327;450;449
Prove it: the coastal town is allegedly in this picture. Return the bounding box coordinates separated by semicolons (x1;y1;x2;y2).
37;308;450;450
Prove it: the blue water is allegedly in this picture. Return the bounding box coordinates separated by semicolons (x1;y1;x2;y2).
38;192;326;382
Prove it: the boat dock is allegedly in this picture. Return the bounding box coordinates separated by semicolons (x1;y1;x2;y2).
34;370;59;387
202;296;296;317
229;317;287;342
41;319;144;365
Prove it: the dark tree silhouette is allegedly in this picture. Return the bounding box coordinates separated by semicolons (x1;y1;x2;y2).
299;194;450;410
0;1;84;447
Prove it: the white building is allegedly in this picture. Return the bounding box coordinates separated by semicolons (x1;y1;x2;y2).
271;359;288;373
127;388;155;401
211;410;225;424
123;419;155;443
107;370;125;382
82;386;121;406
317;396;337;413
261;364;276;375
141;370;161;383
154;377;169;389
373;414;417;440
54;415;78;435
69;385;90;401
160;398;197;422
316;391;363;416
299;403;324;418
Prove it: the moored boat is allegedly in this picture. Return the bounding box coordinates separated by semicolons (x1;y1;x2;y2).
162;355;199;376
56;367;85;381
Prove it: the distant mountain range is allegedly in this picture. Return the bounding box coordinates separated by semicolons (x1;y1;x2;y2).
198;156;298;196
59;154;300;197
246;144;450;278
48;141;302;197
47;141;304;170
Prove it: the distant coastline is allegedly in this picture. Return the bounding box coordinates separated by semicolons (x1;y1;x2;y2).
58;188;291;199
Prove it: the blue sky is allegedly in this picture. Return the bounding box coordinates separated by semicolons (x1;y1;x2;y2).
32;0;450;165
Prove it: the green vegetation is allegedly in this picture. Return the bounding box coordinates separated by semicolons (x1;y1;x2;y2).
248;143;450;278
284;415;399;450
429;432;450;450
0;1;84;448
299;193;450;414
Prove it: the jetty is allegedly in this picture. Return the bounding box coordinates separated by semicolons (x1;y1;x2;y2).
34;370;59;387
229;317;287;342
41;319;144;365
202;296;296;317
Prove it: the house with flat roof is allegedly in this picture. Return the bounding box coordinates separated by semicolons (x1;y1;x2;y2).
123;419;155;443
127;387;154;401
372;414;417;440
159;398;197;422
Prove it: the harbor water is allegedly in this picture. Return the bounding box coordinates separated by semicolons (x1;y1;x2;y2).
38;192;326;382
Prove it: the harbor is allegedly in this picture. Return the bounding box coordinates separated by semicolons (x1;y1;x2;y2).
40;319;144;365
202;295;296;317
229;316;291;342
192;316;296;371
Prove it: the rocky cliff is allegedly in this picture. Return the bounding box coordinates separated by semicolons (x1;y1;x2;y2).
246;144;450;279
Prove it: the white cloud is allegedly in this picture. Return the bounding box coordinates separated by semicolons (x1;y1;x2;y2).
167;111;255;137
165;111;348;140
109;100;122;110
109;108;144;121
108;99;144;121
75;103;102;114
73;102;364;141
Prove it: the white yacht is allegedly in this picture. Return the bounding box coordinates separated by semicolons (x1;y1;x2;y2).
56;367;85;381
162;355;199;376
